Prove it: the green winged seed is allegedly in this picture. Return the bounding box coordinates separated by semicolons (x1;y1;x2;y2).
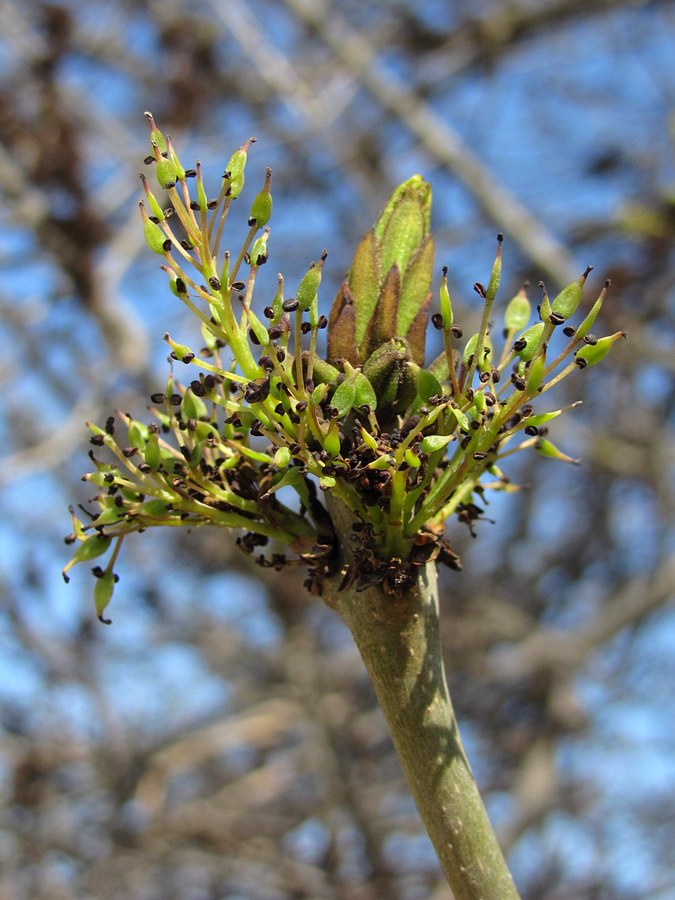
504;287;531;333
550;267;592;321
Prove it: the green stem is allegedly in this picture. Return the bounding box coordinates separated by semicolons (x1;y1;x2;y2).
323;495;520;899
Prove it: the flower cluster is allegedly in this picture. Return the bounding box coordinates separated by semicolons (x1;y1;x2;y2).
64;113;625;621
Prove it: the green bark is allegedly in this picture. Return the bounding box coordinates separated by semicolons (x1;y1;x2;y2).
322;496;519;899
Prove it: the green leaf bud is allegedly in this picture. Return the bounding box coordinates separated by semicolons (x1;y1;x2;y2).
94;570;116;623
331;378;356;418
513;322;544;361
575;331;626;369
248;167;273;227
377;176;430;279
550;266;592;321
504;286;530;333
140;201;169;255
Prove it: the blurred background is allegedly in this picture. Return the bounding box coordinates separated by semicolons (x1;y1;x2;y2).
0;1;673;897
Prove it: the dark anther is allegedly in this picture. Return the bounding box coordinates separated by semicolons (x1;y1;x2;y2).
258;355;274;371
513;337;527;352
143;155;155;165
244;378;271;404
460;435;472;449
576;357;588;369
276;348;286;362
473;282;487;298
184;169;197;178
250;420;263;436
431;312;444;330
305;379;314;393
161;239;172;252
138;463;152;473
510;373;527;390
521;406;533;416
563;326;576;337
497;233;504;243
170;394;182;406
190;380;205;396
300;321;311;334
524;425;539;436
450;325;463;338
282;298;299;312
296;400;308;412
267;325;282;340
485;392;496;406
289;443;302;455
89;434;105;446
473;451;488;460
209;276;221;291
479;370;490;383
274;403;285;415
263;305;275;319
105;416;115;435
249;328;261;346
175;278;186;294
207;199;218;209
549;312;565;326
123;447;139;458
149;216;160;224
583;334;598;345
231;281;246;291
317;315;328;329
189;201;200;211
180;239;193;250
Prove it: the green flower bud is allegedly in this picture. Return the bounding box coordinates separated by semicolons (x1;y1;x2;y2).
94;570;116;624
486;235;503;301
224;137;256;199
535;438;581;465
164;332;195;363
550;266;592;321
296;253;326;310
514;322;544;361
575;331;626;369
144;111;167;153
575;280;610;341
181;388;208;421
273;446;292;468
420;433;454;453
439;267;453;329
248;167;273;227
331;378;356;417
249;228;270;267
353;372;377;411
140;201;169;255
155;154;179;190
504;286;530;333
